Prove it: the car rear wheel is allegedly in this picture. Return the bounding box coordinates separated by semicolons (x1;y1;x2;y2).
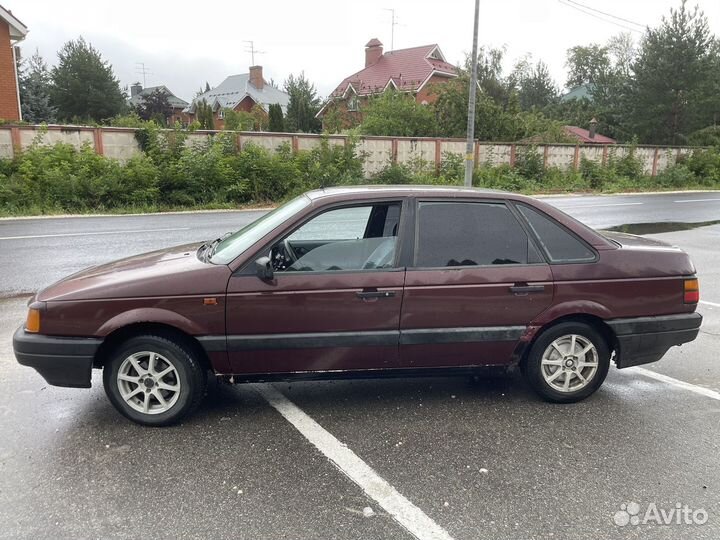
103;335;207;426
523;322;610;403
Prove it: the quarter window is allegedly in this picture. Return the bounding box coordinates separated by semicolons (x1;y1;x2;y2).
517;205;595;263
415;202;537;267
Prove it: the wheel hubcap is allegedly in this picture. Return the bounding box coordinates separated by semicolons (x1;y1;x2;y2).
540;334;599;393
117;351;181;415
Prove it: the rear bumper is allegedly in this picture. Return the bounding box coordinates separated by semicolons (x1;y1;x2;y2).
607;313;703;368
12;327;103;388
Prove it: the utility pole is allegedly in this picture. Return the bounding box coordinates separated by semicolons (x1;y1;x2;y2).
464;0;480;187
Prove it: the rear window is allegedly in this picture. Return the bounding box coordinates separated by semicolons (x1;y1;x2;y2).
415;201;539;267
517;205;596;263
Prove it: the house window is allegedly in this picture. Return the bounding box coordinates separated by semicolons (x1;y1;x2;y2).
217;109;225;119
347;94;359;112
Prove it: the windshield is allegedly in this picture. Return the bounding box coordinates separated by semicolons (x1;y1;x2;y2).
209;195;311;264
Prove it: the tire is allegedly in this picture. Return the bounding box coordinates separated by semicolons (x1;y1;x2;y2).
103;335;207;426
523;322;610;403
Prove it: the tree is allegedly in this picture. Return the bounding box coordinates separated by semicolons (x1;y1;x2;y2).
195;100;214;130
565;44;610;88
223;109;254;131
250;103;268;131
626;1;719;144
360;90;437;137
561;33;637;142
18;49;56;123
515;59;558;110
268;103;284;132
50;37;127;122
135;88;173;125
284;72;321;133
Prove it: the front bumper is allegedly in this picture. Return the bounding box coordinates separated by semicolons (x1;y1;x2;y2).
607;312;703;368
13;327;103;388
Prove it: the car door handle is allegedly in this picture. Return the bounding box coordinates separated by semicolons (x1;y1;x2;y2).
509;284;545;295
356;290;396;299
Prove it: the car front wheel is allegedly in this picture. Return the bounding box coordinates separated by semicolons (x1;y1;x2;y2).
524;322;610;403
103;335;207;426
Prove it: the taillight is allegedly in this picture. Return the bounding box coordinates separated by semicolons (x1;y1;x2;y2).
684;278;699;304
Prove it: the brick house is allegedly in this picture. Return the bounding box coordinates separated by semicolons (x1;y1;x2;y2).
129;83;190;126
317;38;458;129
0;4;27;121
184;65;289;129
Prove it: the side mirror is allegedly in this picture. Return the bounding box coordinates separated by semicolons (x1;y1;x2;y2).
255;256;274;281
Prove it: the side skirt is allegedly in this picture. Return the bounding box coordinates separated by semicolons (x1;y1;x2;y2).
216;364;514;384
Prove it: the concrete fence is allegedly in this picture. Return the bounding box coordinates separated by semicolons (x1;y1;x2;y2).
0;124;700;177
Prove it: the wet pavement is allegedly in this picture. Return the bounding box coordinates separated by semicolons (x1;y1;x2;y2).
1;191;720;539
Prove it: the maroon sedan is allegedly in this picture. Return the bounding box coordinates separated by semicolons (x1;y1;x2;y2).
13;187;702;425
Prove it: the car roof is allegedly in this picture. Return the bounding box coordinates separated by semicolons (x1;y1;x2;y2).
305;185;516;201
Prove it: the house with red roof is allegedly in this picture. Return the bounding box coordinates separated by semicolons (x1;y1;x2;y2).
562;124;615;144
0;4;27;121
317;38;458;130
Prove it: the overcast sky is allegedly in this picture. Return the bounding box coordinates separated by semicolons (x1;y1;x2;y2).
11;0;720;102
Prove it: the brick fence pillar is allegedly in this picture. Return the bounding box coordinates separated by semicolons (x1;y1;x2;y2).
93;128;104;155
651;148;660;177
10;126;21;157
573;145;580;170
434;139;441;173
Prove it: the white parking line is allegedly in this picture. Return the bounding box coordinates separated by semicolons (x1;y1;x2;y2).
629;367;720;401
255;384;454;540
673;198;720;203
700;300;720;308
0;227;190;241
553;202;644;208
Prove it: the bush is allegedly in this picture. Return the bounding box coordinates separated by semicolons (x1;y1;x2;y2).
655;164;698;188
2;126;719;217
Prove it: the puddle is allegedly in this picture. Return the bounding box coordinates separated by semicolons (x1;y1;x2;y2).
605;220;720;235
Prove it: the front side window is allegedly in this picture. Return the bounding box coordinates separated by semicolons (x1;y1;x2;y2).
415;201;537;267
270;202;401;272
210;195;311;264
517;205;596;263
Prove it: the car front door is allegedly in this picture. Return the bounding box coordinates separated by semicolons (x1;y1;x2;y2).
225;199;407;375
400;199;554;368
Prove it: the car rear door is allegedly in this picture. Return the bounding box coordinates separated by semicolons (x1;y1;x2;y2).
399;198;554;368
225;198;408;375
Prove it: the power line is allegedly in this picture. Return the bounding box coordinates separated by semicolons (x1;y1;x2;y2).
564;0;645;29
558;0;643;34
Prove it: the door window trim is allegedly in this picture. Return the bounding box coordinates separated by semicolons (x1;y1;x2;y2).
235;197;411;276
408;198;548;271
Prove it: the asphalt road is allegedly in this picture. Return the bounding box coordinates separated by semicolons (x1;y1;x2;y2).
1;191;720;539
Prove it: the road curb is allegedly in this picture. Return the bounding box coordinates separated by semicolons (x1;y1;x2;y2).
0;207;276;221
1;190;719;220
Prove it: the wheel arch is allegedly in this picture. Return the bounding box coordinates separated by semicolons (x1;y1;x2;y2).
516;313;618;368
93;322;212;373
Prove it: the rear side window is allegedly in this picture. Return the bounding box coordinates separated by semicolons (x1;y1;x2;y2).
517;205;595;263
415;201;539;267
